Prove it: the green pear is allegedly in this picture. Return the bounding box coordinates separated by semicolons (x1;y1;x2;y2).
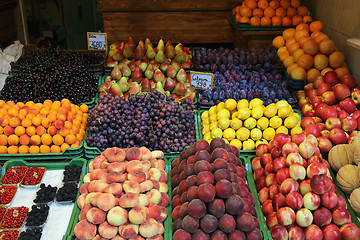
157;39;165;53
155;50;166;64
121;64;131;78
146;46;156;60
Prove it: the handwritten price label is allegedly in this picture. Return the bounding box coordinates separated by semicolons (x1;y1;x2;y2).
190;71;214;90
87;32;107;51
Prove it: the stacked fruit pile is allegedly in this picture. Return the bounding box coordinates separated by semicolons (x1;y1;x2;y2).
86;92;195;153
201;98;302;150
100;57;195;101
171;138;263;240
233;0;312;26
1;48;98;105
193;47;294;105
273;21;350;82
253;133;360;239
0;99;87;154
106;37;191;69
296;70;360;145
75;147;168;240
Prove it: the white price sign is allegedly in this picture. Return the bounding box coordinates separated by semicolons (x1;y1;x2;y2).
87;32;107;51
190;71;214;90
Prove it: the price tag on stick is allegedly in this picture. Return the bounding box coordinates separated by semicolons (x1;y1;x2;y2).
190;71;214;90
87;32;107;51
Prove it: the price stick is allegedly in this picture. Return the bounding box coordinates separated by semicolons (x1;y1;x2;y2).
190;71;214;90
87;32;107;51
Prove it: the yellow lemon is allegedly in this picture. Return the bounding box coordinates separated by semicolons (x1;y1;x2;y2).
238;108;251;120
209;114;217;123
223;139;229;144
278;106;292;118
251;128;263;141
232;112;239;119
243;139;255;150
204;132;212;141
218;118;230;130
217;109;230;119
209;106;216;116
269;116;283;129
244;117;257;129
249;98;263;109
202;118;210;125
264;104;277;118
237;99;249;110
276;100;289;109
230;118;243;130
225;99;237;111
251;105;264;119
211;128;222;138
201;111;209;120
263;128;276;141
223;128;236;141
210;122;218;131
276;126;289;135
202;125;210;135
230;139;242;150
236;127;250;141
284;115;298;129
293;112;301;120
206;139;212;144
256;139;269;148
216;102;225;112
291;126;303;135
257;117;269;130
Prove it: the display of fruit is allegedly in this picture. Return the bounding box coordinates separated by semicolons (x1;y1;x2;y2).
86;92;196;153
350;188;360;216
0;207;7;222
1;166;28;185
34;184;57;204
2;48;98;105
18;227;42;240
56;182;79;202
21;166;46;186
25;205;49;227
171;138;263;239
201;98;302;150
193;47;294;105
100;62;195;101
273;21;351;82
295;71;360;146
253;133;358;239
0;230;20;240
0;185;17;205
106;37;191;69
233;0;312;26
336;164;360;194
74;147;168;240
1;206;29;229
63;164;82;183
0;99;88;154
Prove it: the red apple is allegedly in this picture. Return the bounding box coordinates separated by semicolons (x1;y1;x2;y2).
321;105;338;120
325;117;341;130
286;191;303;211
308;89;319;101
350;110;360;120
314;103;327;117
298;97;310;108
311;96;324;107
322;224;341;240
321;191;338;209
272;133;291;149
304;83;315;95
256;144;269;157
342;116;357;132
301;117;316;129
296;90;306;100
301;103;313;115
324;71;339;86
273;157;286;172
288;226;305;240
313;117;323;124
306;162;328;179
340;223;360;240
339;98;357;114
304;109;316;117
304;225;323;240
317;137;332;153
310;174;332;195
351;89;360;105
338;110;350;120
317;83;332;96
305;124;320;137
270;224;288;240
332;206;351;226
313;75;325;88
333;83;351;101
292;133;306;145
330;128;348;144
320;130;330;138
322;91;337;105
340;74;357;89
316;123;326;132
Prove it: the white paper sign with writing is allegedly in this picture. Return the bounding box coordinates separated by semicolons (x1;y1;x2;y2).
190;71;214;90
87;32;107;51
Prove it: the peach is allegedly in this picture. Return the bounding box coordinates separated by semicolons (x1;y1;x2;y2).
77;193;88;209
140;180;154;193
89;192;102;206
47;126;57;136
128;170;147;183
93;155;107;169
86;207;106;224
36;125;46;135
147;189;161;204
98;221;118;239
141;160;151;171
90;169;101;181
126;147;142;160
79;203;92;221
157;223;164;235
101;161;110;170
149;168;161;181
107;162;126;173
104;183;122;195
138;194;150;207
159;170;167;182
83;173;91;183
97;169;108;180
123;181;141;194
74;220;97;240
19;134;30;145
149;234;163;240
112;236;126;240
157;206;167;222
4;126;14;135
104;147;126;162
106;171;127;184
158;192;170;207
107;206;128;226
84;192;97;204
140;146;151;160
94;179;109;192
150;158;158;168
129;236;145;240
150;150;164;159
148;203;161;220
129;206;150;224
139;218;159;238
87;180;97;193
126;160;143;173
89;161;95;172
159;182;168;194
119;193;139;208
80;182;89;195
92;235;106;240
97;193;116;211
144;171;151;180
54;119;64;129
118;222;139;239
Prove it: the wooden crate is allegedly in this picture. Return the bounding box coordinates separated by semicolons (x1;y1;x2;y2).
0;0;17;47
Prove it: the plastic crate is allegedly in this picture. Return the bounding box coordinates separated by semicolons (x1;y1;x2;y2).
284;69;308;90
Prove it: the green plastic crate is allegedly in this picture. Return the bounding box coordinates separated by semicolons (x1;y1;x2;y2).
1;158;88;237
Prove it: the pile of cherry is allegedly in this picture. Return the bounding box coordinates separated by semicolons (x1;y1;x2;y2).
171;138;263;240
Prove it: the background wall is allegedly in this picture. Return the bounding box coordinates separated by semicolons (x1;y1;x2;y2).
304;0;360;80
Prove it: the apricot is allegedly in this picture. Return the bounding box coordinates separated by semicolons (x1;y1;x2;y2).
307;68;321;83
293;49;305;62
273;36;285;49
272;16;282;26
276;7;287;19
295;30;309;42
310;21;324;33
291;67;307;80
264;7;275;18
283;56;295;68
335;67;350;78
261;17;271;26
297;54;314;70
286;7;297;18
287;63;299;75
319;39;335;55
314;54;329;71
329;51;345;69
297;6;308;17
302;38;319;55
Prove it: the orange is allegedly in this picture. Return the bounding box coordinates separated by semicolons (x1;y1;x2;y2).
79;129;85;136
314;33;329;44
297;6;308;17
264;7;276;18
273;36;285;49
32;116;42;126
0;135;8;146
288;42;300;55
335;67;350;79
303;16;313;23
53;134;64;146
71;125;79;135
296;23;310;32
319;39;335;55
287;63;299;75
80;124;86;131
0;100;5;107
329;51;345;69
298;36;311;48
276;7;286;19
246;0;258;10
280;0;290;9
9;117;20;128
39;108;49;116
258;0;269;10
286;38;296;48
277;46;288;56
26;113;35;120
57;112;67;121
82;113;88;122
283;28;296;41
261;17;272;26
40;145;51;153
286;7;297;18
14;126;25;136
302;39;319;56
75;114;83;122
240;6;252;18
26;126;36;136
290;0;300;8
65;134;76;145
310;21;323;33
293;48;305;62
282;17;292;26
18;145;29;154
29;146;40;154
250;17;261;26
19;134;30;145
314;54;329;71
239;16;250;23
50;145;61;153
61;98;71;105
0;146;7;153
272;16;282;26
307;68;321;82
8;146;19;154
253;9;264;18
283;56;295;68
269;0;280;9
61;143;70;152
292;16;303;26
41;133;52;145
291;67;307;80
59;127;70;137
295;30;309;42
298;54;314;70
279;51;290;62
0;109;7;117
41;118;51;128
8;134;19;146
